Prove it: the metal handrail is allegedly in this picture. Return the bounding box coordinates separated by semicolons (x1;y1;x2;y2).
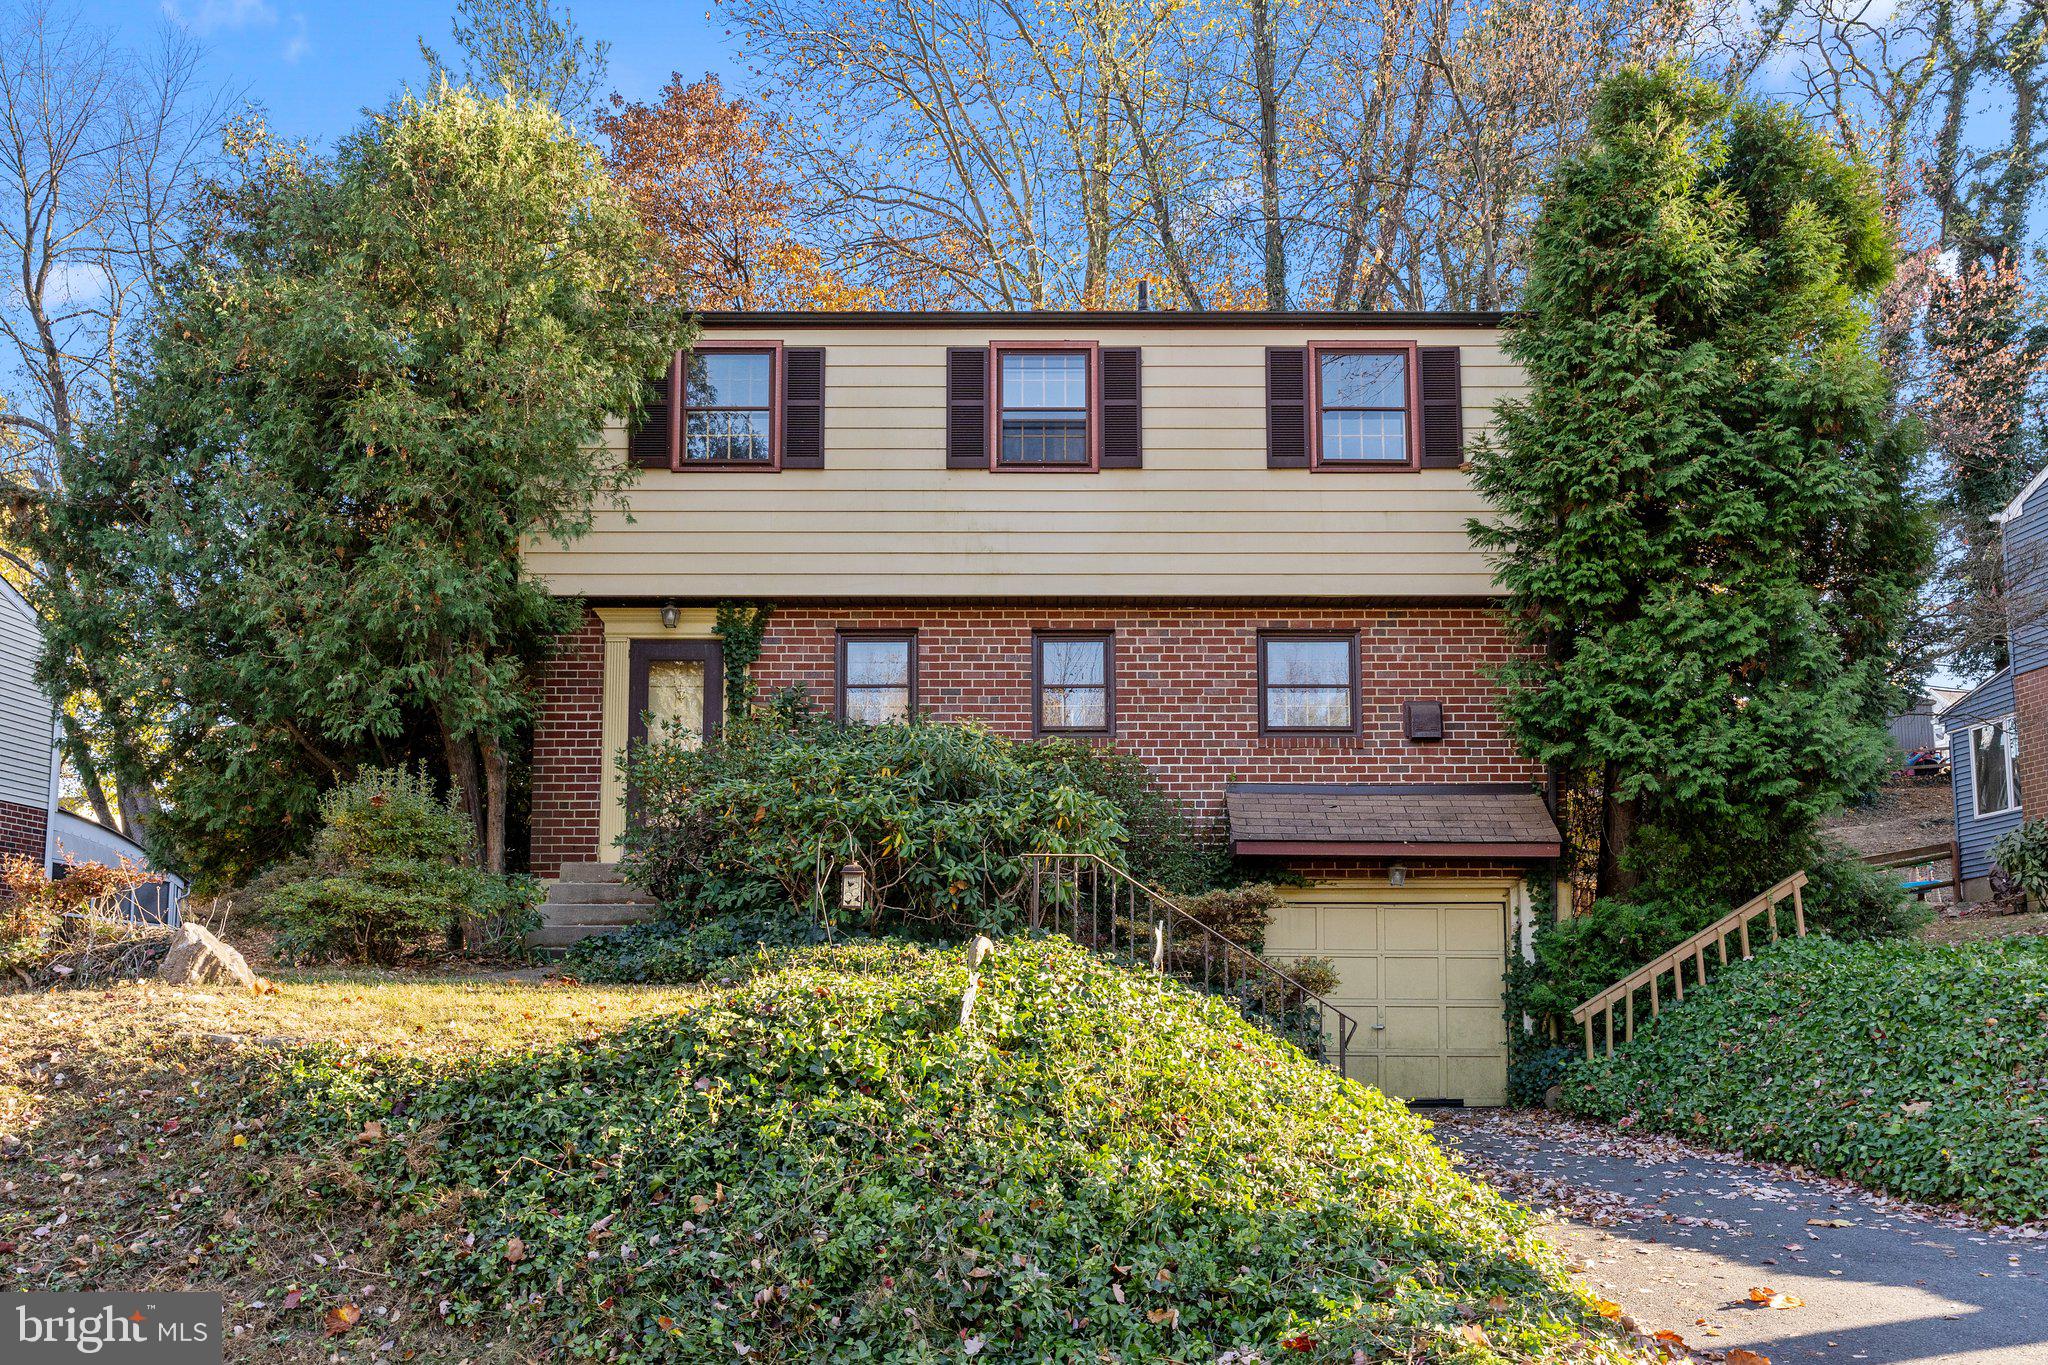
1570;870;1808;1059
1022;851;1361;1077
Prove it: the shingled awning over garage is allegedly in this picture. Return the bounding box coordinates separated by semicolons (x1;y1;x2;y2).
1225;783;1561;859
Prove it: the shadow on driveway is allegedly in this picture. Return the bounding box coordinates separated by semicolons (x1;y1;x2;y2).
1432;1109;2048;1365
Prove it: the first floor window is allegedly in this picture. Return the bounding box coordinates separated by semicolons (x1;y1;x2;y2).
840;633;915;724
684;350;774;462
1317;349;1410;464
1036;633;1112;734
1260;633;1357;732
1973;717;2020;816
999;350;1090;465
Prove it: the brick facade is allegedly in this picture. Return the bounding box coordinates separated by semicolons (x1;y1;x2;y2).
530;612;606;879
2018;664;2048;823
528;602;1542;877
0;797;48;864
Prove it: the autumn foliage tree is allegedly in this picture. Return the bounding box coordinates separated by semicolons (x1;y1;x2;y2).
595;74;867;309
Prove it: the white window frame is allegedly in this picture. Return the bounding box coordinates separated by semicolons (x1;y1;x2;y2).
1971;715;2021;819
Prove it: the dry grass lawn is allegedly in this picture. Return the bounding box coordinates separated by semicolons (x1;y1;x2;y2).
0;970;704;1361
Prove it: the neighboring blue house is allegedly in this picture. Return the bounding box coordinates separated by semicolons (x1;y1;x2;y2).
1949;463;2048;897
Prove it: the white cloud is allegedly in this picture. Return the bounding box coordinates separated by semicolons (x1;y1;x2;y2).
282;13;309;64
159;0;279;35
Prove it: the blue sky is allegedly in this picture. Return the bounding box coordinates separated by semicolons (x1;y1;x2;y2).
78;0;743;147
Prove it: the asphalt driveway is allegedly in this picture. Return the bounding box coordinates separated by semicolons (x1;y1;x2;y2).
1432;1109;2048;1364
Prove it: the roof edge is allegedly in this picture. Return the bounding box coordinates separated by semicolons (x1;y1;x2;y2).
696;309;1510;330
1993;462;2048;525
1232;839;1561;858
1225;781;1537;796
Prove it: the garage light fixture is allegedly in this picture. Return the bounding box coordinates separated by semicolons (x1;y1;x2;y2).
1387;864;1407;888
660;601;680;630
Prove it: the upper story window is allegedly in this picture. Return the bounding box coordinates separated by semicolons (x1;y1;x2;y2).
1316;347;1414;466
685;350;775;464
1035;632;1113;735
1259;632;1358;734
999;350;1091;466
1973;717;2020;817
839;632;916;724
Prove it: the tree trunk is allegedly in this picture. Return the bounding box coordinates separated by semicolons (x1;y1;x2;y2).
441;722;484;867
479;732;509;876
1596;764;1640;899
66;736;119;831
1249;0;1287;308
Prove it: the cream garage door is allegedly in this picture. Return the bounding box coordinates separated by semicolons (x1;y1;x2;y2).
1265;887;1509;1107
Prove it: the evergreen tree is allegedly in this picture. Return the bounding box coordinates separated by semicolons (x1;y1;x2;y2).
1469;66;1931;906
18;86;682;885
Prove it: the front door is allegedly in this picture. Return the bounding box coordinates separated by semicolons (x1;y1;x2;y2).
627;640;724;753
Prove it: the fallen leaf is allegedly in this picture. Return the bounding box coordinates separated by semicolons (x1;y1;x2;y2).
1591;1298;1624;1319
280;1289;301;1312
323;1303;360;1336
1653;1329;1687;1347
1460;1323;1491;1348
1727;1351;1771;1365
1746;1287;1777;1304
504;1236;526;1263
1806;1218;1853;1228
359;1121;383;1142
1769;1294;1804;1310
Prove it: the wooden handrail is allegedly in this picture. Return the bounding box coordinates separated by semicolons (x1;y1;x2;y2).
1570;870;1808;1060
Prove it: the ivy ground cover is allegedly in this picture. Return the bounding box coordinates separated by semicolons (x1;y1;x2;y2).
259;938;1645;1362
1562;936;2048;1224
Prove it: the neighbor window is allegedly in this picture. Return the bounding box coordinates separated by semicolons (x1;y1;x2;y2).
1035;633;1113;734
1260;633;1357;733
684;349;774;463
1973;717;2020;817
1316;349;1411;465
998;350;1091;466
839;633;915;724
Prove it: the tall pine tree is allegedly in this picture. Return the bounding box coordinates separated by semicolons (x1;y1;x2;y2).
1470;66;1930;908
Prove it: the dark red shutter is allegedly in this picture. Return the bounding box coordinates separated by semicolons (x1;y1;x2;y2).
781;348;825;468
1266;347;1309;468
1100;347;1142;468
1418;346;1464;468
947;347;988;469
627;356;675;469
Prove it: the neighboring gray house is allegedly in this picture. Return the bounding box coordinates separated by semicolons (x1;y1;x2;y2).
0;574;58;866
1943;668;2021;894
1947;464;2048;897
0;573;182;918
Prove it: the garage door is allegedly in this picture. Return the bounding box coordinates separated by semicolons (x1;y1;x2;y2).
1265;887;1509;1107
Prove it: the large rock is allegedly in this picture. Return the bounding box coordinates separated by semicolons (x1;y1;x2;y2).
157;924;258;992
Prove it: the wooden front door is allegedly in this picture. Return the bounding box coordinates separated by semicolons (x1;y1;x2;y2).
627;640;724;752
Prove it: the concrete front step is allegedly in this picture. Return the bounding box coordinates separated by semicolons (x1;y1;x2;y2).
555;860;625;884
545;879;657;907
529;923;630;950
542;901;657;928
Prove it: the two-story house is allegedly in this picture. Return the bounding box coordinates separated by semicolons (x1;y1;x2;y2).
523;311;1563;1106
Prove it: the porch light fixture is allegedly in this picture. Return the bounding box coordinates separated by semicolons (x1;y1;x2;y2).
840;862;867;911
659;601;680;630
1387;864;1407;888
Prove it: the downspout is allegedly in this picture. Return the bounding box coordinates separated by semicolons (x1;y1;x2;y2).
44;712;61;875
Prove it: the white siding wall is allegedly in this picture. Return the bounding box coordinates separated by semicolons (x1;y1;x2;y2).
523;319;1521;600
0;579;55;811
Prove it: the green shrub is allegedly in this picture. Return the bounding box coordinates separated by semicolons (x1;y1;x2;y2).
260;767;540;966
256;938;1643;1362
1992;820;2048;900
561;913;827;984
1561;936;2048;1223
623;713;1128;936
1018;739;1236;893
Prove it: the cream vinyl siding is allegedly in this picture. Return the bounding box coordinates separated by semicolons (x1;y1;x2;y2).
523;321;1520;599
